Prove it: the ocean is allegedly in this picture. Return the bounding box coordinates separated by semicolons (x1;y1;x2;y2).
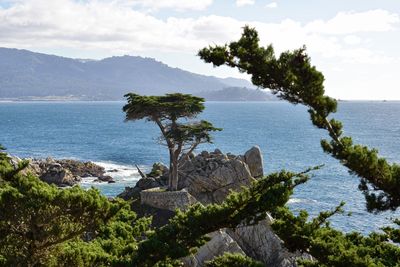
1;101;399;233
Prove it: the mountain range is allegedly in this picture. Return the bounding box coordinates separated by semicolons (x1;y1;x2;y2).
0;47;276;101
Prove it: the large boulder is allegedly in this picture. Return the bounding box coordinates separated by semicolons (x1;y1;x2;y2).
57;159;105;178
20;157;114;186
40;162;79;186
227;216;297;267
140;187;198;211
181;230;245;267
244;146;264;178
118;147;264;204
178;149;256;204
118;177;164;200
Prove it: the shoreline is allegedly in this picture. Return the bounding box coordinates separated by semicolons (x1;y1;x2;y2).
1;99;400;103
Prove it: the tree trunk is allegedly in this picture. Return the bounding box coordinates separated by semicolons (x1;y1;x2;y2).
170;157;179;191
168;146;181;191
168;150;174;190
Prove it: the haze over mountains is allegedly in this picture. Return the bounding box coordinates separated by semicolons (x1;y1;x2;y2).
0;47;276;101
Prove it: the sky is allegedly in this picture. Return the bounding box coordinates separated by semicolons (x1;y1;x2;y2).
0;0;399;100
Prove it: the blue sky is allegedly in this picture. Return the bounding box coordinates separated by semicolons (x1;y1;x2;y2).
0;0;399;99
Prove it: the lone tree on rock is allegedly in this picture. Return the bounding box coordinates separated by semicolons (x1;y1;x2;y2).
123;93;221;191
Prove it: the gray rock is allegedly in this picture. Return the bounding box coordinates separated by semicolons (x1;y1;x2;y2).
179;155;255;204
200;151;209;158
227;216;297;267
244;146;264;178
117;177;163;200
17;157;107;187
118;186;142;200
40;164;77;186
140;188;198;211
94;175;115;183
181;230;245;267
213;148;222;154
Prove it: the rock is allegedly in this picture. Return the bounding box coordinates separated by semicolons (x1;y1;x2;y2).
227;216;297;267
18;157;108;187
147;162;169;181
179;155;255;204
57;159;105;178
136;177;163;189
117;177;163;200
127;147;304;266
118;186;142;200
200;151;209;158
182;230;245;267
140;187;198;211
97;175;114;182
93;176;115;183
244;146;264;178
40;163;78;186
213;148;222;154
9;156;21;169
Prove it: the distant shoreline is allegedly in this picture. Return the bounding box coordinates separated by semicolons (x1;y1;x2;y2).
1;99;400;103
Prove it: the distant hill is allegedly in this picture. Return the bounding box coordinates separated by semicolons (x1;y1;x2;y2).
199;87;277;101
0;48;267;101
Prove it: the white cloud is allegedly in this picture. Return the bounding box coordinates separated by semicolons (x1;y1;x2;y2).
343;35;362;45
0;1;399;99
236;0;255;7
0;1;397;63
265;2;277;8
304;9;399;35
116;0;214;11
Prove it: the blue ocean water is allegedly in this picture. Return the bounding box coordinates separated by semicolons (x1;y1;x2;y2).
1;101;399;233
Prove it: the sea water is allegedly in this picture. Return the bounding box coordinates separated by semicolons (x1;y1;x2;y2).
1;101;399;233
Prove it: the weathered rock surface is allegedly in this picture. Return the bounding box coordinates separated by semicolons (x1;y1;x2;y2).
140;187;198;211
244;145;264;178
16;157;114;186
119;147;301;267
40;162;79;186
227;216;297;267
118;177;164;200
118;147;260;204
178;149;256;204
182;230;245;267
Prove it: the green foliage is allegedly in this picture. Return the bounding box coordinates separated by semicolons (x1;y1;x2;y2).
199;25;400;266
55;208;151;266
2;26;400;267
123;93;221;190
123;93;205;122
205;252;264;267
147;162;166;178
133;169;311;266
0;147;145;266
165;120;221;145
272;206;400;267
199;25;400;212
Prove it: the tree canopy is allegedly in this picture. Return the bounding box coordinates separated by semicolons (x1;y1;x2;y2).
123;93;221;190
1;26;400;267
199;25;400;212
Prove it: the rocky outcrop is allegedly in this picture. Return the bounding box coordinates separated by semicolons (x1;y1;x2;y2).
140;187;198;211
227;217;297;267
55;159;105;178
118;176;165;200
17;157;114;186
178;149;256;204
123;146;302;267
118;147;261;204
244;145;264;178
39;162;79;186
182;230;245;267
